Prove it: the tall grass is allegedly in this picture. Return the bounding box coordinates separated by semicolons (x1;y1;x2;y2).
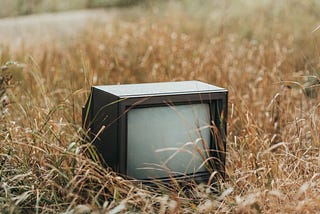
0;0;319;213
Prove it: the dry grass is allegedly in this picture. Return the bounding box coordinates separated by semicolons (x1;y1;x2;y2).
0;0;320;213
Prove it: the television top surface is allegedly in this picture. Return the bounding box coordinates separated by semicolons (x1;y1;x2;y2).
94;81;227;98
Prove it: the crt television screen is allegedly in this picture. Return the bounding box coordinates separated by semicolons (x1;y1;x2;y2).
127;103;211;179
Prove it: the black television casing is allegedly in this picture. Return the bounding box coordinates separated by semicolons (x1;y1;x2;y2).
82;81;228;183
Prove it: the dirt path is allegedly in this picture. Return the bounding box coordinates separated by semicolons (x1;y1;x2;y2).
0;9;118;50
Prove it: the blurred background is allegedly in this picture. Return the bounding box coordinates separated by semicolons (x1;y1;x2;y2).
0;0;144;17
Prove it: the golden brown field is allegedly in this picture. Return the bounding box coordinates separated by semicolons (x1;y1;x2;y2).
0;1;320;213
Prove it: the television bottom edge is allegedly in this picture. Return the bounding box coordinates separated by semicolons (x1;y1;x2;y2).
127;171;222;187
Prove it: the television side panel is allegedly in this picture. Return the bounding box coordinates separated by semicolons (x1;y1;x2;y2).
89;88;120;171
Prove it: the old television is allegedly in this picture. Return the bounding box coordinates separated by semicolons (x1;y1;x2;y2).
82;81;227;184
